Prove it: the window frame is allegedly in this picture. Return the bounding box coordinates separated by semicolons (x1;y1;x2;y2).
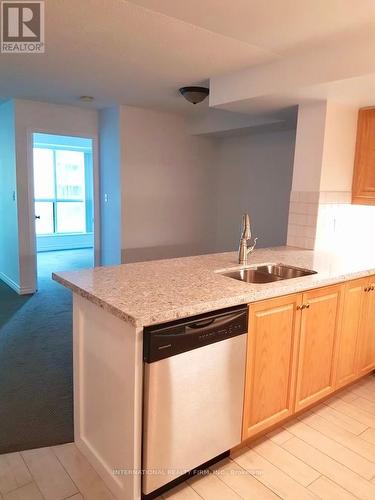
34;147;87;236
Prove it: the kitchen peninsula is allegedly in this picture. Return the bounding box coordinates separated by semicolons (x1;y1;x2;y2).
53;246;375;500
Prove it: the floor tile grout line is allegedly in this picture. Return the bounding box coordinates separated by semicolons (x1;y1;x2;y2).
17;451;47;500
279;436;372;499
49;445;82;499
344;385;375;404
275;436;294;446
228;452;285;500
237;455;285;500
352;391;375;404
249;432;326;486
0;451;34;497
306;473;362;499
307;405;368;436
358;426;371;437
352;397;375;417
209;458;279;500
305;473;323;488
322;399;375;429
279;422;375;487
232;444;321;497
197;467;243;499
163;480;205;500
187;476;223;500
294;412;375;466
52;443;117;499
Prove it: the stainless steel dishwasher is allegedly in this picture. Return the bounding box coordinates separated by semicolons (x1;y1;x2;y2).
142;305;248;498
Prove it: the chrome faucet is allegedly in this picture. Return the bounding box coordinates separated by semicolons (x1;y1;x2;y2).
238;214;258;265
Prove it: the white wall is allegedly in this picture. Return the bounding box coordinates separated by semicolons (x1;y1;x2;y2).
99;107;122;265
290;101;358;194
291;101;327;193
112;106;295;261
14;99;98;292
215;130;296;251
320;103;358;192
0;100;20;292
119;105;218;262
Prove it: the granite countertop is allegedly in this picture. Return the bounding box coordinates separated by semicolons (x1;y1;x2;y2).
52;246;375;328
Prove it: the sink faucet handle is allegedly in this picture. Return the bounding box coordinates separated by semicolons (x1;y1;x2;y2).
247;237;258;255
238;214;257;265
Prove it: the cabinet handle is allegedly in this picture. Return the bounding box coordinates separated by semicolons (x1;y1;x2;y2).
371;286;375;291
365;287;369;292
297;304;310;310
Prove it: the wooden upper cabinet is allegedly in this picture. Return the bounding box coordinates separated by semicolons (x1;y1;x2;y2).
335;278;367;388
352;108;375;205
294;285;343;412
357;277;375;375
242;294;301;440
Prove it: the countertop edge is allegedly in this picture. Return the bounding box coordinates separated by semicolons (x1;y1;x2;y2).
53;266;375;328
52;272;139;327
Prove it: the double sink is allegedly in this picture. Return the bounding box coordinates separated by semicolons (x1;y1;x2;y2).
222;263;317;284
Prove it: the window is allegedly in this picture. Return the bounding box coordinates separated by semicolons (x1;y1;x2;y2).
33;148;87;235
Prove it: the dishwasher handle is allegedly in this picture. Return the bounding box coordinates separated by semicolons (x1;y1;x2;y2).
144;305;248;363
187;318;215;329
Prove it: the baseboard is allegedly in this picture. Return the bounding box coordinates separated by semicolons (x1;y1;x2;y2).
0;272;35;295
19;285;36;295
37;233;94;252
76;437;131;500
0;272;21;293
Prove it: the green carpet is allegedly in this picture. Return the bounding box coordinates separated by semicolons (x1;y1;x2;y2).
0;249;92;453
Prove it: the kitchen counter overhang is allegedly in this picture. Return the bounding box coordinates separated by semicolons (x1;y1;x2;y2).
52;245;375;328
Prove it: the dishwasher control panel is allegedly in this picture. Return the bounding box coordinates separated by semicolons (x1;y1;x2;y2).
143;305;248;363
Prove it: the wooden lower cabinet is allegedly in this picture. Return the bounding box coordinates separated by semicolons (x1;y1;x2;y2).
335;278;368;387
242;278;375;444
357;277;375;375
242;294;301;440
294;285;343;412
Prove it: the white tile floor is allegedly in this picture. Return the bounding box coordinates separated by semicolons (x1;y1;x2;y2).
1;373;375;500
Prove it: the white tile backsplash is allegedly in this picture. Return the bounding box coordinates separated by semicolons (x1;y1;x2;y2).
316;202;375;251
288;189;375;250
287;191;319;249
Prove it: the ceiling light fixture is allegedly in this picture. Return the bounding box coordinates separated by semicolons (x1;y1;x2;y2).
179;86;209;105
79;95;94;102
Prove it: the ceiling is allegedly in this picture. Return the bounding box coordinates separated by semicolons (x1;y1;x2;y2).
0;0;375;114
129;0;375;54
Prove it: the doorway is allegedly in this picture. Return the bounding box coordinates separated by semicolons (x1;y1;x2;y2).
0;133;97;453
32;133;94;284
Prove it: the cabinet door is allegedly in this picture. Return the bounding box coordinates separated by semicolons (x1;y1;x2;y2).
242;294;301;440
295;285;342;412
357;278;375;375
336;278;367;388
352;108;375;205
